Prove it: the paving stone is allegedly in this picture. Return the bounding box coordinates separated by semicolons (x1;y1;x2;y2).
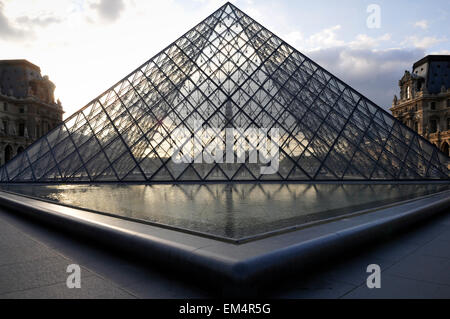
125;278;209;299
0;241;59;266
360;240;421;263
271;276;356;299
435;230;450;243
395;224;450;246
0;275;136;299
385;254;450;286
0;209;211;299
0;256;95;295
343;274;450;299
415;239;450;259
317;254;395;286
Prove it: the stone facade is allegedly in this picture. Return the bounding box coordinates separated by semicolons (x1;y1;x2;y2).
391;55;450;157
0;60;64;165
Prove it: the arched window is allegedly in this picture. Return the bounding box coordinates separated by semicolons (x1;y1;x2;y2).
1;119;7;134
5;145;13;163
429;118;439;133
19;123;25;137
441;142;449;157
406;86;411;99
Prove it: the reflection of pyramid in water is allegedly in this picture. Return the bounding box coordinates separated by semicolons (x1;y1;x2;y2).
1;2;449;182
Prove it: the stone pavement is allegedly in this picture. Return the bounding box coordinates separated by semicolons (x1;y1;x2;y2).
270;208;450;299
0;205;449;299
0;208;137;299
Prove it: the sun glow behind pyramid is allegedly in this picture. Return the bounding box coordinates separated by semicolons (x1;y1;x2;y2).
0;2;448;183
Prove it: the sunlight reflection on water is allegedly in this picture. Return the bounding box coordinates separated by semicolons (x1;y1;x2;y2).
1;183;449;240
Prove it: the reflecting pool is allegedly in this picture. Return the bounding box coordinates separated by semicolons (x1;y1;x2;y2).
1;183;449;241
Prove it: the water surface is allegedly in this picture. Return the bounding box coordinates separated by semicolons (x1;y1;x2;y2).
1;183;448;241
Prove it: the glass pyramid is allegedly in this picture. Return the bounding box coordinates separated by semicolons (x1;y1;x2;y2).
1;2;448;183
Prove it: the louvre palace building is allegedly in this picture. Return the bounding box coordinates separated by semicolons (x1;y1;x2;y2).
391;55;450;157
0;59;64;165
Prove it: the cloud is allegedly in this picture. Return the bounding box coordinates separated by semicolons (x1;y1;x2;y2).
90;0;125;23
306;47;425;110
430;49;450;55
283;25;400;108
0;1;63;42
281;23;445;110
348;33;392;49
285;30;303;46
0;1;26;40
15;15;62;28
401;35;447;49
414;20;428;30
286;25;391;51
308;25;345;49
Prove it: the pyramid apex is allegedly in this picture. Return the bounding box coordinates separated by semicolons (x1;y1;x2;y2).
221;1;236;9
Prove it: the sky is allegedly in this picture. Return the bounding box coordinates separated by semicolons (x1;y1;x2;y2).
0;0;449;118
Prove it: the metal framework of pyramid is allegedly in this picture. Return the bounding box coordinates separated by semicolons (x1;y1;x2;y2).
1;2;449;183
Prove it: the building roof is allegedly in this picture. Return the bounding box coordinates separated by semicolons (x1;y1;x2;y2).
0;59;41;72
413;55;450;69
